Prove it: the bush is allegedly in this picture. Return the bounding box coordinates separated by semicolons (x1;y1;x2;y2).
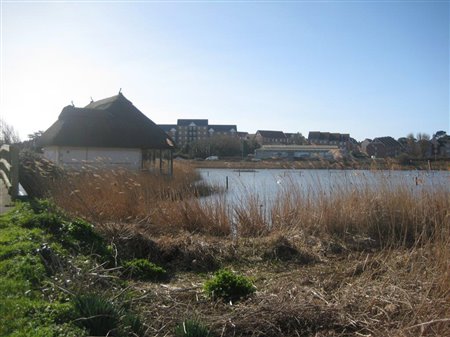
203;269;255;301
124;258;167;281
175;319;211;337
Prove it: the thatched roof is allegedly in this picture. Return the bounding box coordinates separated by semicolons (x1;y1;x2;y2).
39;93;174;149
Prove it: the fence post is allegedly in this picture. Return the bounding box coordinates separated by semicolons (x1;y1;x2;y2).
9;145;19;200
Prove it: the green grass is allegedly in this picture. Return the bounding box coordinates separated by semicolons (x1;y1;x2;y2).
0;200;113;337
0;200;146;337
175;319;211;337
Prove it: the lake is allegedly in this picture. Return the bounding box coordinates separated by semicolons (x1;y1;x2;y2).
198;168;450;205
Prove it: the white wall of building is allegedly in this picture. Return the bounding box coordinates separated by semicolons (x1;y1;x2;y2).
43;146;142;170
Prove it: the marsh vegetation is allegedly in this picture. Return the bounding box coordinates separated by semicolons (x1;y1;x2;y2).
5;160;449;336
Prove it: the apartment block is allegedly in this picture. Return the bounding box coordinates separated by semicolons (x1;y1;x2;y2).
159;119;238;147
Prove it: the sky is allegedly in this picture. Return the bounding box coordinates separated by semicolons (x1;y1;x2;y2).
1;0;449;142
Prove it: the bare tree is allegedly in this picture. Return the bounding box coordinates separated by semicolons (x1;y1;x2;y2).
0;118;21;145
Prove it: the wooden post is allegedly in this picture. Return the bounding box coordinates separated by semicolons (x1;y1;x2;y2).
169;150;173;176
226;176;229;190
9;145;19;200
159;149;163;174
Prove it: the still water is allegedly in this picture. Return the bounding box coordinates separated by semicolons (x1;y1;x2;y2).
198;169;450;204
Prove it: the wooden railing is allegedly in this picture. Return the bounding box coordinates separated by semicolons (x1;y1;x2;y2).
0;144;19;200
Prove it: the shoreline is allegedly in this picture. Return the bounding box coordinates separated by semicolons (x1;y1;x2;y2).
189;158;450;171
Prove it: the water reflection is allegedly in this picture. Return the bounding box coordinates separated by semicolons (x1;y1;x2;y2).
198;169;449;206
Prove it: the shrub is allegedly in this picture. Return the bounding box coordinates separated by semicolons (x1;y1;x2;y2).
203;269;255;301
124;258;167;281
175;319;211;337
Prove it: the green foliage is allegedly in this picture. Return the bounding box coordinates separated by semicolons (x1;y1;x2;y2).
1;255;47;286
0;290;84;337
187;135;242;158
5;200;109;257
175;319;211;337
8;323;86;337
124;258;167;281
73;293;144;337
0;203;86;336
203;269;255;301
397;153;412;165
59;218;109;256
73;294;121;336
0;225;43;259
122;311;146;336
0;200;147;337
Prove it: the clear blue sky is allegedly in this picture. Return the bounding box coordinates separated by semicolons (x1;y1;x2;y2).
1;0;449;141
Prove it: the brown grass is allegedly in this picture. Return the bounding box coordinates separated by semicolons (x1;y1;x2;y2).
31;160;449;250
43;161;220;223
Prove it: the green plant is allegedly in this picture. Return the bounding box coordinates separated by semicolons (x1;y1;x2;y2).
175;319;210;337
72;293;145;337
12;200;109;257
73;294;121;336
203;269;255;301
121;312;146;336
124;258;167;281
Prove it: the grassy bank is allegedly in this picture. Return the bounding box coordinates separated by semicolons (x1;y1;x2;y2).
9;160;450;336
0;200;146;337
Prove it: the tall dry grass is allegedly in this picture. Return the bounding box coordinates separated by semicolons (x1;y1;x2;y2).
44;163;449;249
46;161;220;223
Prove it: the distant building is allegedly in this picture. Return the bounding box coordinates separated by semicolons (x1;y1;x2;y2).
255;130;287;145
255;145;338;160
364;136;403;158
360;139;372;154
159;119;238;147
39;93;175;173
208;124;237;137
237;131;249;140
285;132;307;145
308;131;350;149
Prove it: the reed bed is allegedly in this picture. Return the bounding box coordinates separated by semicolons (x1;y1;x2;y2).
41;163;449;249
162;177;443;246
44;161;219;222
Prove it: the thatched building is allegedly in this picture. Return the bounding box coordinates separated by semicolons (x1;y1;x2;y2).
39;93;174;174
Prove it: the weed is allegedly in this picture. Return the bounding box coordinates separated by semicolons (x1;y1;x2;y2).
72;293;145;337
203;269;255;301
175;319;211;337
122;312;146;336
73;293;121;336
124;258;167;281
